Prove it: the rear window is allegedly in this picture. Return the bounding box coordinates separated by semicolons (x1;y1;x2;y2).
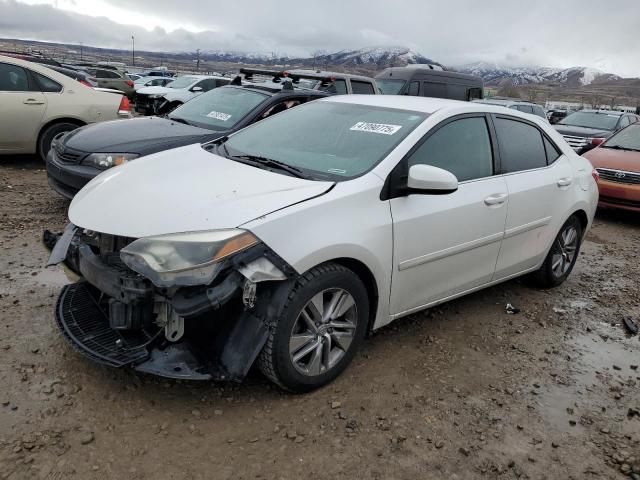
351;80;376;95
559;111;620;130
494;117;547;173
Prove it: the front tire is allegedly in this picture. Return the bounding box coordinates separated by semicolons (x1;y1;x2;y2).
37;122;80;161
533;215;583;288
257;263;369;393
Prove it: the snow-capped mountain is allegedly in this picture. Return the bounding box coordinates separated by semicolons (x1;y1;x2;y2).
296;46;442;68
193;46;441;69
454;62;621;87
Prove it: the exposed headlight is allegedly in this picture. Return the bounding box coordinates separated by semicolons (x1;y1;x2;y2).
83;153;139;169
120;229;259;287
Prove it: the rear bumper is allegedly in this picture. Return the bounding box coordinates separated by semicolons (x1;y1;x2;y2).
46;149;99;199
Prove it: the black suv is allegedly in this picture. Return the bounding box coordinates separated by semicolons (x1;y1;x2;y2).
553;110;640;152
46;74;330;198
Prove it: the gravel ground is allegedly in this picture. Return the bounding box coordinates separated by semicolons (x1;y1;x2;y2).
0;156;639;480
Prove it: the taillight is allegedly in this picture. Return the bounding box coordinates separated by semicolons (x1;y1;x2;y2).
126;80;134;87
118;96;131;115
591;137;606;146
79;79;92;87
591;168;600;183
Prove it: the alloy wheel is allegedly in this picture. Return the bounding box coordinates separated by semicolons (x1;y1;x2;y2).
289;288;358;376
551;225;578;278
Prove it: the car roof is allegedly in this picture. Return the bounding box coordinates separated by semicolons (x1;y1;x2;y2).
473;98;541;107
576;109;624;116
286;69;375;82
0;54;76;85
320;95;556;123
226;83;328;98
375;66;482;83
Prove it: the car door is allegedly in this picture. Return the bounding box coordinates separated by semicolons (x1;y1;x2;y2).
492;115;574;279
0;62;46;153
389;114;508;316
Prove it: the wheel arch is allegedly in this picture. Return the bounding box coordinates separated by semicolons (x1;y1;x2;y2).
327;257;379;333
37;117;86;146
571;209;589;236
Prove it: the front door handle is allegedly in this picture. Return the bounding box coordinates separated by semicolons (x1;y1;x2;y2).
484;193;508;206
23;99;44;105
557;177;572;187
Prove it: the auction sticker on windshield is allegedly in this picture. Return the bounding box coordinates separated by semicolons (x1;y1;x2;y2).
206;111;232;121
350;122;402;135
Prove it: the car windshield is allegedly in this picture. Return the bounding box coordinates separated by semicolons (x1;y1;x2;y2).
602;124;640;151
375;79;406;95
134;77;151;84
167;76;198;89
559;111;620;130
169;87;268;130
221;101;428;180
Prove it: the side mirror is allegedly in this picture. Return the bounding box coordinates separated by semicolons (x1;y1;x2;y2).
407;164;458;194
191;86;203;92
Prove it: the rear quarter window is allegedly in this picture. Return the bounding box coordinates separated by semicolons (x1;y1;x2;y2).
33;72;62;93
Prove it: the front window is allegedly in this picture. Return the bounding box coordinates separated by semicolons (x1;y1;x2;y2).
602;123;640;151
168;87;268;130
167;76;198;89
221;101;427;180
559;111;620;130
375;79;406;95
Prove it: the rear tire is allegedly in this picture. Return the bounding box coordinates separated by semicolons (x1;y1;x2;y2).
257;263;369;393
533;215;583;288
37;122;80;161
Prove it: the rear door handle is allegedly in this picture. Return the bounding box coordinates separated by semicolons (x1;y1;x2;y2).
484;193;508;206
557;177;572;187
23;99;44;105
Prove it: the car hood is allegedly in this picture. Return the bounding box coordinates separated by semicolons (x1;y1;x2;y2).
584;147;640;172
69;143;334;238
553;124;612;138
136;86;174;95
62;117;216;154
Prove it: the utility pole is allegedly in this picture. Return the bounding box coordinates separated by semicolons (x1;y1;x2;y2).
131;35;135;67
196;48;201;72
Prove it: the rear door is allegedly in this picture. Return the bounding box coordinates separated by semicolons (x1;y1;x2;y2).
492;115;574;279
389;114;508;315
0;62;46;153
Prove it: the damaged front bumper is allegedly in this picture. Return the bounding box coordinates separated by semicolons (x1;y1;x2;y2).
48;225;292;381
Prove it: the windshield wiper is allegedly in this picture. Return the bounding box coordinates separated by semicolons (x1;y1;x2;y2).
602;145;639;151
169;116;191;126
231;154;311;179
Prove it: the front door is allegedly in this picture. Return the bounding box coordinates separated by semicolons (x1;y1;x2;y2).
389;115;508;316
0;62;46;153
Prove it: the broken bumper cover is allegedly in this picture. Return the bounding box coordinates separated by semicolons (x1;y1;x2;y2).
55;281;270;381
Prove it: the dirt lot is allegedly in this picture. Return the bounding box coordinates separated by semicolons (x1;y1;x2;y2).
0;156;638;480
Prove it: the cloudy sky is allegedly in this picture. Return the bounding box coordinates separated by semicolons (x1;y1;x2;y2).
1;0;640;76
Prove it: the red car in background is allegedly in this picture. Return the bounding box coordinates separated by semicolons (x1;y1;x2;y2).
584;123;640;212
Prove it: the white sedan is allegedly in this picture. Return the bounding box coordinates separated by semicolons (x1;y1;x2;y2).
52;95;598;392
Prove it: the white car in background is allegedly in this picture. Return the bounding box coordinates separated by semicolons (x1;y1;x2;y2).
0;55;131;160
51;95;598;392
134;74;230;114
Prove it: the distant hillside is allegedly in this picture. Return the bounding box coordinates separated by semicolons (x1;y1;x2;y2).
455;61;622;88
